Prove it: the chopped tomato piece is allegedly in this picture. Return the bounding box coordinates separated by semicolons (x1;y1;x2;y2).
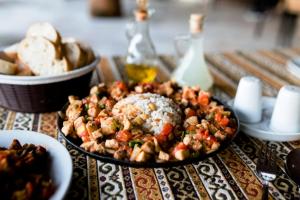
195;129;209;140
25;182;34;196
116;130;132;142
156;134;167;144
116;81;127;90
214;112;222;122
198;91;210;106
219;116;229;126
207;135;217;143
175;142;188;151
160;123;173;136
186;125;196;131
173;142;188;156
186;108;196;117
82;136;90;142
80;130;89;137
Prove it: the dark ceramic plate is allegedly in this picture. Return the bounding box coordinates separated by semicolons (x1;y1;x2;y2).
57;98;240;168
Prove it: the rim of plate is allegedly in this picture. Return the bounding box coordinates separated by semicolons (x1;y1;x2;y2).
0;130;73;200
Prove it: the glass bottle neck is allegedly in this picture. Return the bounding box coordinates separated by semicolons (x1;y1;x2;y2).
190;32;204;50
135;20;150;35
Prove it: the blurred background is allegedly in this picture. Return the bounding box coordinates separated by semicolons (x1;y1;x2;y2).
0;0;300;55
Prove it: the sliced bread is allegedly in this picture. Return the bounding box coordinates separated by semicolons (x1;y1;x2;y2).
63;41;85;69
26;22;61;45
0;59;18;75
78;42;95;65
1;43;19;62
63;37;95;66
18;37;70;76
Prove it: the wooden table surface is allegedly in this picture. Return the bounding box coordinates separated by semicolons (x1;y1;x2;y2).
1;48;300;200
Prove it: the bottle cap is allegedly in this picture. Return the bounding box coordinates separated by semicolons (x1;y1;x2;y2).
189;13;204;33
134;10;148;21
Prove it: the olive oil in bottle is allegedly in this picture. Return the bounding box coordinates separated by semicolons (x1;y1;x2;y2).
125;63;157;83
125;0;158;83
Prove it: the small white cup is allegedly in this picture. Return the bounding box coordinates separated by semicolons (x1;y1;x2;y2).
270;85;300;133
233;76;262;123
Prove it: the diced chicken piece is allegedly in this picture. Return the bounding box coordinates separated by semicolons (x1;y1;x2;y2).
66;100;83;121
110;87;126;100
105;139;119;149
94;142;106;154
90;83;106;95
90;94;100;104
130;145;142;161
91;129;103;140
141;141;155;154
135;85;144;93
153;137;161;153
158;81;174;96
174;149;190;161
87;104;100;117
184;116;198;128
201;119;210;130
106;148;116;154
158;151;170;161
123;117;131;130
113;150;127;160
61;120;75;137
80;141;95;151
100;117;117;135
74;117;89;141
211;142;220;151
214;130;226;140
86;121;98;134
98;110;108;118
90;85;99;95
192;142;202;151
135;151;149;162
183;134;192;146
68;95;79;104
105;99;115;111
81;140;105;153
182;87;197;105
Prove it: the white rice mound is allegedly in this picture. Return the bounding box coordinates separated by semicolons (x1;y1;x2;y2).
112;93;181;135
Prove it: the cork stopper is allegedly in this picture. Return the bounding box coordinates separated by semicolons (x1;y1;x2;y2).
134;10;148;21
135;0;149;21
189;14;204;34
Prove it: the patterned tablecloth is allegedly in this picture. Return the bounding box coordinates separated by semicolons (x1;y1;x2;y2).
1;48;300;200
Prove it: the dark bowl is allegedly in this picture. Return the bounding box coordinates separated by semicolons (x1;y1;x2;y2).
0;57;100;113
57;97;240;168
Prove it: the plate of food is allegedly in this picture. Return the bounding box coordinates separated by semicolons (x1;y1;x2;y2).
0;130;73;200
0;22;99;112
57;81;239;168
